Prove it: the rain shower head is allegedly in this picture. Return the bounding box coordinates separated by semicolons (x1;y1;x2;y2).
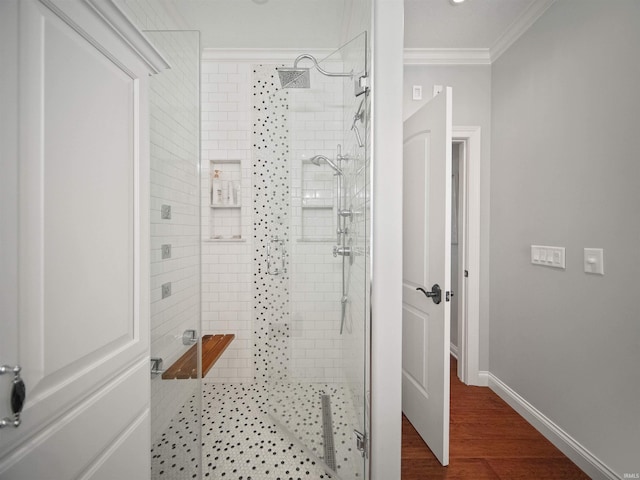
277;54;353;89
277;67;311;89
310;155;343;175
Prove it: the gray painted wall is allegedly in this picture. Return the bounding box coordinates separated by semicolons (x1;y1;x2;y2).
404;65;492;370
490;1;640;476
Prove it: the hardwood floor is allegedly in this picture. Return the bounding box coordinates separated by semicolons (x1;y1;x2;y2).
401;357;590;479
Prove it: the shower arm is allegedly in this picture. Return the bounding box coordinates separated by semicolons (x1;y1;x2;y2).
293;54;353;78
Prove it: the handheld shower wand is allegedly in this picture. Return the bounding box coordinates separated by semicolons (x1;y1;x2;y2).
351;97;366;148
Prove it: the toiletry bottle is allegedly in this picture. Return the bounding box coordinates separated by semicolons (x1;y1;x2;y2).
232;181;240;205
222;180;229;205
212;170;222;205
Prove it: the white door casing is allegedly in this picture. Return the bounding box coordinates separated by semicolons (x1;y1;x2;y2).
0;1;168;478
402;87;452;466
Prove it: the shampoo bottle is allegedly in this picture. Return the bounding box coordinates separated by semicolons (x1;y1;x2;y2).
212;170;222;205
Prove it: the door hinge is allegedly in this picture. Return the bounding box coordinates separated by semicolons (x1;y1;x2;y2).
464;270;469;278
355;75;370;96
354;429;368;458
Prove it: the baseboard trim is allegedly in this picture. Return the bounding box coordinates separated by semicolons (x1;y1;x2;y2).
449;342;458;359
487;373;618;480
477;370;490;387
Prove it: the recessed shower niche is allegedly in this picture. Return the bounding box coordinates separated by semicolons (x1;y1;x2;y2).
298;158;339;242
207;159;245;241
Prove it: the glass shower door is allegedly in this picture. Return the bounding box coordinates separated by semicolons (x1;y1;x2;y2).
262;32;370;479
145;30;202;480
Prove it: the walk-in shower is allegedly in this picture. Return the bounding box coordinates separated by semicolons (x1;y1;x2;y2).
262;34;370;479
144;25;370;480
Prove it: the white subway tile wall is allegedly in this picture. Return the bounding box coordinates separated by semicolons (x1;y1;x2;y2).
120;0;202;442
288;73;346;384
201;60;355;384
146;30;201;444
201;62;253;383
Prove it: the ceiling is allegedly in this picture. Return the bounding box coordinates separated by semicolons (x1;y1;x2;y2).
155;0;544;52
157;0;346;49
404;0;538;49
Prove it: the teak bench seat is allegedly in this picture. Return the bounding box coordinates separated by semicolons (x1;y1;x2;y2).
162;334;235;380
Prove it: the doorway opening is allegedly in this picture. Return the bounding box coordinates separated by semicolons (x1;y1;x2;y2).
451;127;481;386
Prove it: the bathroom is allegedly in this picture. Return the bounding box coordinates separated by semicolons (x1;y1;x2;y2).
0;0;403;477
130;1;372;479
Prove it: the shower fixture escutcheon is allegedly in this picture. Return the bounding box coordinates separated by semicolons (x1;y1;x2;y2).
333;245;351;257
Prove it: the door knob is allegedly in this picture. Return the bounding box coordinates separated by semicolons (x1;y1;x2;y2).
416;284;442;305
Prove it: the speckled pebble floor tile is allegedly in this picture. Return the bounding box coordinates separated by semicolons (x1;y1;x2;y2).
152;383;364;479
153;383;366;479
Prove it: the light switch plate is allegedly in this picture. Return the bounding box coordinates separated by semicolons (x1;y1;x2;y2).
584;248;604;275
433;85;443;97
531;245;565;269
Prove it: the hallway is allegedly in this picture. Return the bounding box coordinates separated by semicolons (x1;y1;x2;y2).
401;358;590;479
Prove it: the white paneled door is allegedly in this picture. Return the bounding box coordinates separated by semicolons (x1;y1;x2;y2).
402;88;453;465
0;1;167;478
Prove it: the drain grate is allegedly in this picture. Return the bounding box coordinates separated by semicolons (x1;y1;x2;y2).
320;393;337;471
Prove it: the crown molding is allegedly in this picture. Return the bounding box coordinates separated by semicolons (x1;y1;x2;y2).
201;48;335;63
404;0;555;66
490;0;556;62
202;1;555;67
84;0;171;73
403;48;491;66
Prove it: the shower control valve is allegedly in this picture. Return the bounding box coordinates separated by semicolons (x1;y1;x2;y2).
333;245;352;257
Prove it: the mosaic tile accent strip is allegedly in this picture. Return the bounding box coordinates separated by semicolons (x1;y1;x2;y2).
268;322;291;382
252;64;291;383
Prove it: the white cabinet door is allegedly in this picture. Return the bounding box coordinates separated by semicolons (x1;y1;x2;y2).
402;87;452;466
0;1;166;477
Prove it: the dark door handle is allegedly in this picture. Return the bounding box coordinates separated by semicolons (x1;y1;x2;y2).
416;284;441;305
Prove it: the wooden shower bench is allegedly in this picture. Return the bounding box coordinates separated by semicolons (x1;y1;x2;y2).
162;334;235;380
